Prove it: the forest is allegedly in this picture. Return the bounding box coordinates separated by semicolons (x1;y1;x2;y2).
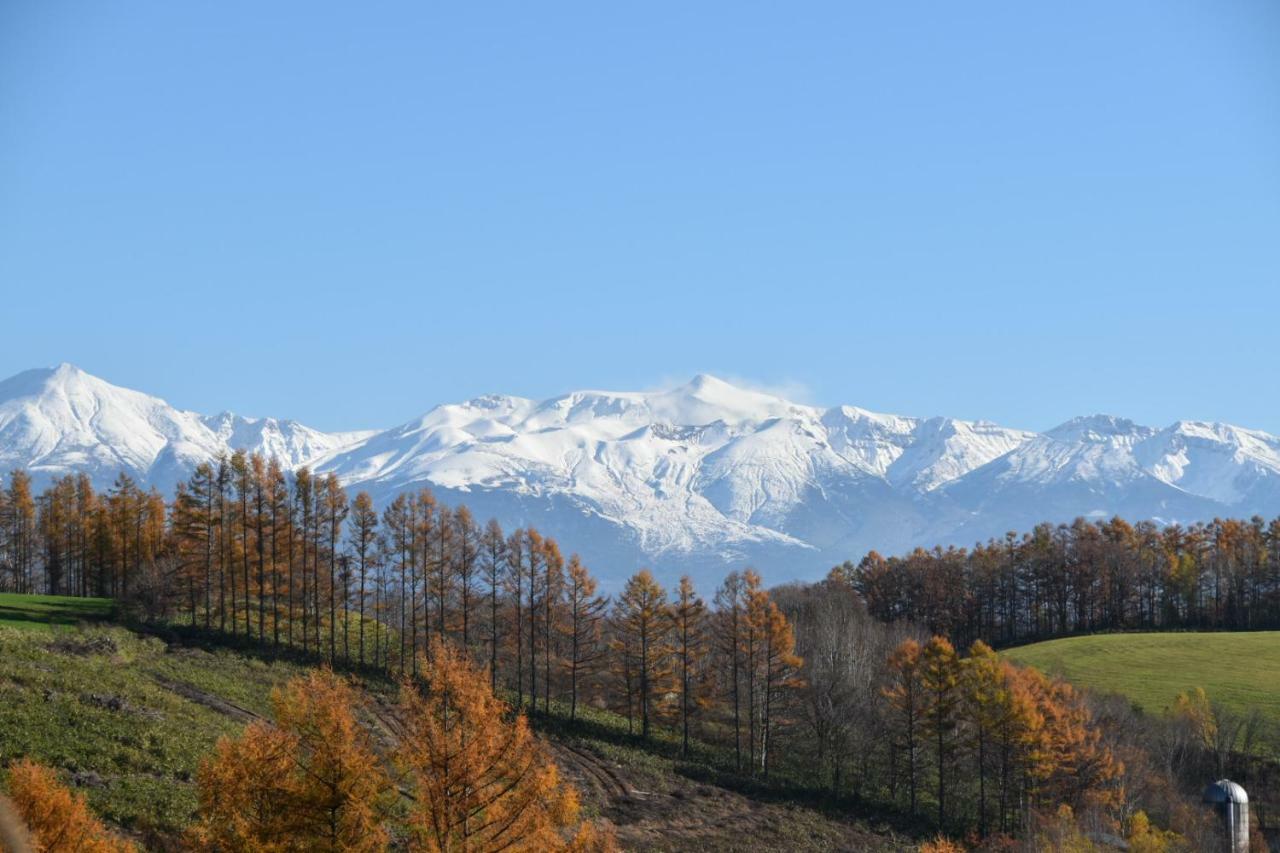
0;459;1270;850
847;514;1280;649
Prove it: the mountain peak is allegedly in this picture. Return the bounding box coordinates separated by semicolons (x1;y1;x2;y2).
668;374;747;399
1046;414;1148;441
685;373;729;391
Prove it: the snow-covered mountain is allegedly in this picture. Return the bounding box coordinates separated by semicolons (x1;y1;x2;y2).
4;364;1280;586
0;364;371;493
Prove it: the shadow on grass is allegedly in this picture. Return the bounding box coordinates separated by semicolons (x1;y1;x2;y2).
126;617;399;685
0;603;115;627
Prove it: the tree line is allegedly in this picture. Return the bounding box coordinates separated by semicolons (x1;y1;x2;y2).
0;463;1236;846
845;514;1280;649
0;459;802;780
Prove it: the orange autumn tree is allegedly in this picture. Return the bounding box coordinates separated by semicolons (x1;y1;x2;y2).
887;638;1121;834
611;569;673;740
396;639;613;853
671;575;708;757
3;759;135;853
190;668;392;852
750;585;802;778
918;636;961;826
884;638;925;816
1019;666;1123;813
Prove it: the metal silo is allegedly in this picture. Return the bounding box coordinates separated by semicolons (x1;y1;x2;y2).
1202;779;1249;853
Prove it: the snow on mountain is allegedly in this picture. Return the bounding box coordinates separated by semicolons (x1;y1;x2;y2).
5;364;1280;585
317;375;1035;580
1135;421;1280;506
0;364;369;492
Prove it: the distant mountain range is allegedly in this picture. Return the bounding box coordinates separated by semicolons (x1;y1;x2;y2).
4;364;1279;587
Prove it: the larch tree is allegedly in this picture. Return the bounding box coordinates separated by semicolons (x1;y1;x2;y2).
322;474;349;663
480;518;507;693
754;591;802;777
5;759;135;853
612;569;672;739
919;635;961;825
5;470;36;593
540;535;565;713
431;504;455;645
671;575;708;756
885;638;925;816
266;458;289;649
349;491;378;667
382;494;412;675
961;640;1004;835
453;505;480;651
294;467;313;655
562;554;608;721
191;668;392;851
713;571;746;771
505;528;527;706
741;570;765;771
525;528;544;710
396;639;611;853
231;450;253;639
412;489;435;665
252;453;268;643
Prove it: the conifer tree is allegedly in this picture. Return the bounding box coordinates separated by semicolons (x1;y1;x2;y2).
541;535;565;713
349;491;378;667
506;528;527;706
413;489;437;663
713;571;746;770
266;458;289;649
431;504;454;645
754;590;802;777
5;470;37;594
231;450;254;638
525;528;543;710
562;554;608;721
453;505;480;651
5;759;135;852
480;518;507;693
961;640;1003;835
191;669;391;851
671;575;707;756
885;638;925;816
322;474;349;663
396;640;609;853
612;569;671;739
295;467;313;654
919;636;961;825
382;494;411;674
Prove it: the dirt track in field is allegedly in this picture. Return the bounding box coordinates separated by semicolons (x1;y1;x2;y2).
544;739;905;852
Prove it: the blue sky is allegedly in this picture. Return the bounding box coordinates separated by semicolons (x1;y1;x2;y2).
2;1;1278;432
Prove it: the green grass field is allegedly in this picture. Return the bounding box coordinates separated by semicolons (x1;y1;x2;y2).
0;592;114;631
0;597;311;837
1004;631;1280;722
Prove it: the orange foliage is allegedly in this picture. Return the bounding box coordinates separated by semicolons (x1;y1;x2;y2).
4;759;135;852
189;668;391;851
918;836;966;853
397;639;614;853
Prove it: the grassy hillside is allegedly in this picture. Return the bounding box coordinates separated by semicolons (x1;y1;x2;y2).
1004;631;1280;722
0;594;907;851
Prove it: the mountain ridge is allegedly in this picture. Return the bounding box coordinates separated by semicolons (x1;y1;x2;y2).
4;363;1279;585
